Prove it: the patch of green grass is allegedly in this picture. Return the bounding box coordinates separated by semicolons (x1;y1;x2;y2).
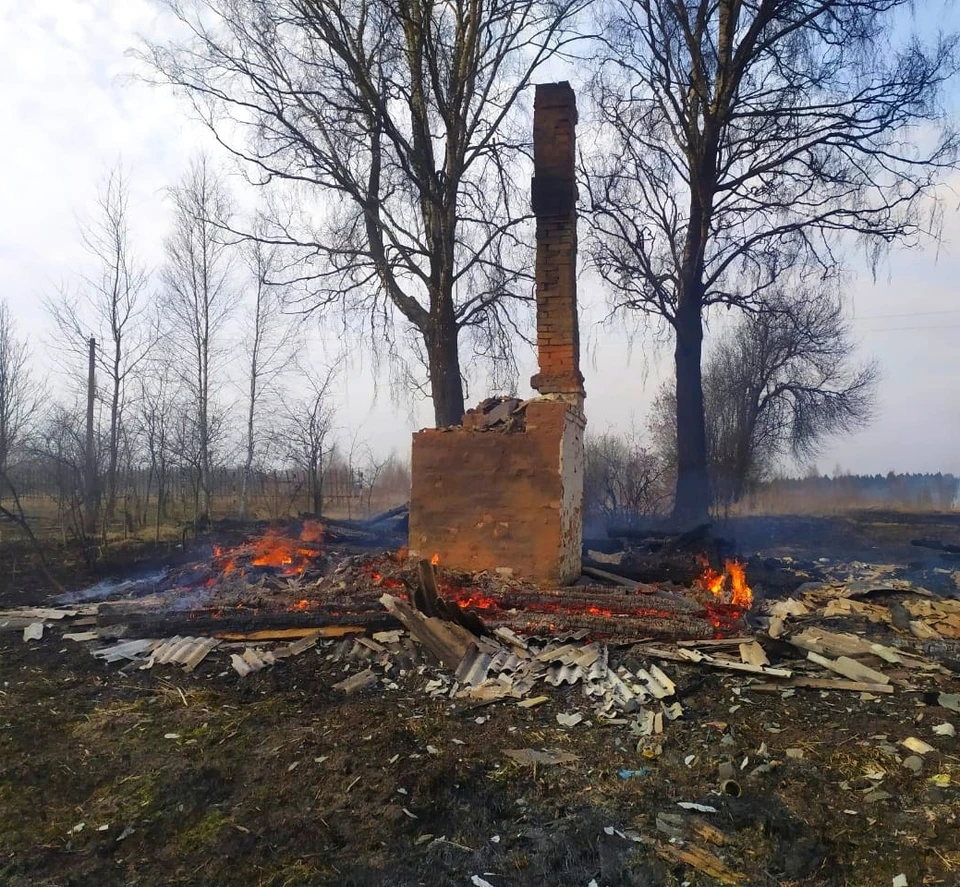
258;861;331;887
174;808;230;855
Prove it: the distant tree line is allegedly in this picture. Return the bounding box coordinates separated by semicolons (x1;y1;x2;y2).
0;161;409;558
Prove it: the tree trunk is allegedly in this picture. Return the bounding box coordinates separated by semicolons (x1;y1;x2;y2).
105;343;121;523
673;294;710;526
426;314;464;427
312;451;323;515
240;378;255;521
84;337;100;538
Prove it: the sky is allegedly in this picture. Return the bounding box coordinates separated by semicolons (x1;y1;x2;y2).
2;0;960;476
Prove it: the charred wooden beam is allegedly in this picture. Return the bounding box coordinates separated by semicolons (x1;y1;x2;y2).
97;607;396;637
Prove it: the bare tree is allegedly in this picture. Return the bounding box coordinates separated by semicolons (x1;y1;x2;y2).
134;365;177;540
651;290;878;510
138;0;590;426
583;0;958;524
239;222;297;520
583;429;668;528
0;299;41;480
32;401;98;555
46;164;154;524
161;155;236;522
283;367;336;516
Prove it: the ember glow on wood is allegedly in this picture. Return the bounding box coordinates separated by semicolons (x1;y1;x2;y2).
408;83;586;585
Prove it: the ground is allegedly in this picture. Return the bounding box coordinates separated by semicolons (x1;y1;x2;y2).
1;512;960;887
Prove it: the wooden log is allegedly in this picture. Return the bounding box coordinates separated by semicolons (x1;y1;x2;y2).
655;841;745;885
806;651;890;685
581;566;648;589
380;593;476;668
751;677;894;694
497;611;719;641
97;607;395;637
216;627;364;641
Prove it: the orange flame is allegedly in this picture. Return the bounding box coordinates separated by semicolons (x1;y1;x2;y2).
210;523;326;578
430;552;440;566
696;558;752;609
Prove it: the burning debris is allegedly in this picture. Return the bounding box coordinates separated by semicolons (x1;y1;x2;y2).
694;558;753;609
6;519;960;763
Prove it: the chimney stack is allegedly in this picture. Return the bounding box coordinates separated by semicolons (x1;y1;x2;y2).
530;82;585;409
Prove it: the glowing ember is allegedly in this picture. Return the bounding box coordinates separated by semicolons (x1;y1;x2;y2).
430;552;440;566
451;589;499;610
210;523;326;577
695;558;753;609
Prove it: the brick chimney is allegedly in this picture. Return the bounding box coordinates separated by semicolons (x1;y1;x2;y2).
406;82;585;586
529;82;585;409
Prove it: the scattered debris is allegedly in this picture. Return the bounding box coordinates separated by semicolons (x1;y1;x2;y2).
677;802;718;814
655;840;746;885
333;668;377;694
503;748;580;766
901;737;935;755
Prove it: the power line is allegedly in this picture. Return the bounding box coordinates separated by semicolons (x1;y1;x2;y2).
852;309;960;321
857;324;960;332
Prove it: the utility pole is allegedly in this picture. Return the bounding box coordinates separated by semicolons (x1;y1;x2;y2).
84;337;99;537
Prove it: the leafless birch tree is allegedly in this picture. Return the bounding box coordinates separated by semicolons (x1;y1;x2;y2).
284;367;336;516
160;154;235;521
583;0;958;524
0;299;41;480
46;164;154;523
239;224;297;519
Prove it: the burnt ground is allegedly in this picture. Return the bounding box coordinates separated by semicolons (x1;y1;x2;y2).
1;511;960;887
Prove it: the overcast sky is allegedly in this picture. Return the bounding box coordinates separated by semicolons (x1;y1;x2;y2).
2;0;960;476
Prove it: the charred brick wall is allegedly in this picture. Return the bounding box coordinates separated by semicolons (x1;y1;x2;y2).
530;82;584;405
409;400;584;585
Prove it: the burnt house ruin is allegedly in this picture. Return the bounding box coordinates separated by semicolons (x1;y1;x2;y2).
408;82;586;585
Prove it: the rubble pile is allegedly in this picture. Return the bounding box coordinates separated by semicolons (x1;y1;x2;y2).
3;546;959;761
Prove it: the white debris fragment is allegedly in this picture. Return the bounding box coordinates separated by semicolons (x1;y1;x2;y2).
556;712;583;727
933;723;955;737
893;875;908;887
23;622;43;641
901;737;935;755
471;876;496;887
164;733;180;740
677;802;718;813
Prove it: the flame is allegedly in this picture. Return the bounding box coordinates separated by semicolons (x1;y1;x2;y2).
452;589;499;610
695;558;752;609
208;523;326;582
431;552;440;566
300;520;324;543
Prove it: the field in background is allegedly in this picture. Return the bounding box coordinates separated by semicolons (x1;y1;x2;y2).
735;472;959;516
